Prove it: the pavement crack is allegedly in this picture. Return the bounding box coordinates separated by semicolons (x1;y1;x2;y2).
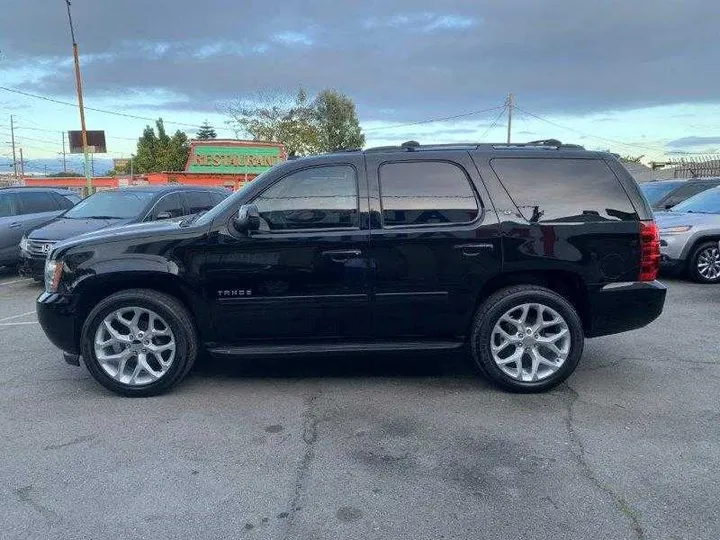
14;485;61;524
43;434;96;451
561;383;645;540
282;386;321;540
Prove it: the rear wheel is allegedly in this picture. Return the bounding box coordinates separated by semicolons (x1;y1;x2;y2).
80;289;197;397
688;242;720;284
470;285;584;392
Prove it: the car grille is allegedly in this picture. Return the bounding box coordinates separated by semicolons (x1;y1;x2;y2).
25;239;56;258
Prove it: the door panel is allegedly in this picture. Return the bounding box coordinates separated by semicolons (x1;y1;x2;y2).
204;158;371;343
366;153;501;338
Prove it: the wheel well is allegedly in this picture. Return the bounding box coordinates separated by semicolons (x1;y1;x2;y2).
74;275;199;344
685;236;720;271
473;271;590;331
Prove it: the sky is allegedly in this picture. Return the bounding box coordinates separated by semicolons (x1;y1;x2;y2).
1;0;719;173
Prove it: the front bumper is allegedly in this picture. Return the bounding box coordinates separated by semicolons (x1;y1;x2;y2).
19;252;45;279
36;291;80;355
585;280;667;338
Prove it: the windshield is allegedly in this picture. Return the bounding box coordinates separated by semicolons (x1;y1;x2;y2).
64;190;155;219
194;177;265;226
672;187;720;214
640;181;684;204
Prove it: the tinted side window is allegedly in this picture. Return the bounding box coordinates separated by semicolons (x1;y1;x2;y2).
253;165;358;231
210;192;229;206
490;158;638;223
18;191;58;215
379;161;479;226
152;193;184;219
0;193;18;218
664;183;719;207
52;192;75;210
184;191;213;214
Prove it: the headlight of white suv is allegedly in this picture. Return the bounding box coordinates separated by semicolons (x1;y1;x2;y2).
19;236;28;252
659;225;692;235
44;259;64;293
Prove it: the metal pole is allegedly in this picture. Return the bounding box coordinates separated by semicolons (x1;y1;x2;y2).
66;0;92;195
130;154;134;180
19;147;25;177
506;93;513;144
61;132;67;173
10;115;17;178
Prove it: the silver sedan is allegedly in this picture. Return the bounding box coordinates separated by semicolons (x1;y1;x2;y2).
655;186;720;283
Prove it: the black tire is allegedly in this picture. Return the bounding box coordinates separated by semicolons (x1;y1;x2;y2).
80;289;197;397
688;241;720;284
470;285;584;393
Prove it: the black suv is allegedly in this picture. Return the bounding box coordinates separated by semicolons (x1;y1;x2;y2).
20;185;229;279
37;140;666;396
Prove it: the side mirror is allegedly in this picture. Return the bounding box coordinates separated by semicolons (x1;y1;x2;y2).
233;204;260;233
156;211;172;220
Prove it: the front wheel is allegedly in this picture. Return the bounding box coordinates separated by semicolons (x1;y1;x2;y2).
470;285;584;392
688;242;720;284
80;289;197;397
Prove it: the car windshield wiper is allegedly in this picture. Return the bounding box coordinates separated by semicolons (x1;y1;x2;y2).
85;215;122;219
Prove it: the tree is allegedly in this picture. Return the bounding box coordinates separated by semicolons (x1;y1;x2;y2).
133;119;190;173
196;121;217;140
223;87;365;156
313;89;365;152
47;171;83;177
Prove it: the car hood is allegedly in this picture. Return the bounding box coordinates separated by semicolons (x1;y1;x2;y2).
27;217;133;241
54;218;188;249
654;211;720;229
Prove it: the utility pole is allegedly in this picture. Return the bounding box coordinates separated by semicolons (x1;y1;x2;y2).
65;0;92;195
10;115;17;178
18;148;25;177
130;154;134;180
61;132;67;173
506;93;514;144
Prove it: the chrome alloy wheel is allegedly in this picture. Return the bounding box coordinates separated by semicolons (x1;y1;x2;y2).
697;246;720;281
94;307;176;386
490;303;570;382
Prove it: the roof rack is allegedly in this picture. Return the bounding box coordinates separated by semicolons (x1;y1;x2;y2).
365;139;585;153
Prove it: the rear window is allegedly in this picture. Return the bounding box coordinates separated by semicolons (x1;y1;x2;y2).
490;158;638;223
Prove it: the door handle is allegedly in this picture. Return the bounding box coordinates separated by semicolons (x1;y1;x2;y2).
9;222;22;229
454;243;494;257
322;249;362;262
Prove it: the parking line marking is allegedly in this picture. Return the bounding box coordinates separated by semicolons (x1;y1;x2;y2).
0;278;33;286
0;321;39;326
0;311;36;322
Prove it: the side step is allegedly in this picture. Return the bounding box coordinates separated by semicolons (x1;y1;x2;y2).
208;341;464;358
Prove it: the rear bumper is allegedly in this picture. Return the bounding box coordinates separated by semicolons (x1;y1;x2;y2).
36;291;80;354
585;280;666;338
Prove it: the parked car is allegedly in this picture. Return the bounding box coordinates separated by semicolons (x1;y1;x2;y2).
20;185;229;279
0;187;80;268
640;177;720;210
656;186;720;283
37;140;666;397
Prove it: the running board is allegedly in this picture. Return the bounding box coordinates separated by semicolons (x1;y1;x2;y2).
208;341;464;358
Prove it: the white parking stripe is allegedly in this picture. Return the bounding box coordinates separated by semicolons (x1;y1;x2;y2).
0;311;36;322
0;321;38;326
0;278;33;286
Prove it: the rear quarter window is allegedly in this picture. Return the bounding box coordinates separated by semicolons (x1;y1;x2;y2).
490;158;638;223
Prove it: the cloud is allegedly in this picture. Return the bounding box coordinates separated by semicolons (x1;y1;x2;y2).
667;136;720;148
0;0;717;125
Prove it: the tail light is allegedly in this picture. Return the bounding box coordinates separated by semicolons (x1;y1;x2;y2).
639;220;660;281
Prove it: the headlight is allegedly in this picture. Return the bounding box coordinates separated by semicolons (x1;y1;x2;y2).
44;259;63;293
19;236;28;252
659;225;692;235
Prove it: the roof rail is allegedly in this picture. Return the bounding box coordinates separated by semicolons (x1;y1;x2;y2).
365;139;585;154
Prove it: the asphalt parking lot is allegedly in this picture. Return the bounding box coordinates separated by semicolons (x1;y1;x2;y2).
0;268;717;540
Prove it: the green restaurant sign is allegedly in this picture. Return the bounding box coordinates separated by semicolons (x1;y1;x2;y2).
186;142;285;175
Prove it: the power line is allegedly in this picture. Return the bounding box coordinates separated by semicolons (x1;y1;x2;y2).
364;105;506;133
478;105;509;140
514;105;668;154
16;125;138;141
0;85;205;129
